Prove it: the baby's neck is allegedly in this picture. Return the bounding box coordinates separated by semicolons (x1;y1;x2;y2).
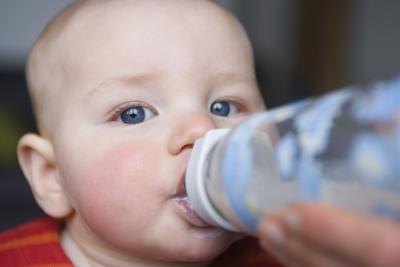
61;229;92;266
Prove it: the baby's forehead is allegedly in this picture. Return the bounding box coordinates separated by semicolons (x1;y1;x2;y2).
32;0;247;83
39;0;238;63
43;0;247;76
55;0;228;30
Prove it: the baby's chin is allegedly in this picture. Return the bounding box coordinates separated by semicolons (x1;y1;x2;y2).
162;227;243;263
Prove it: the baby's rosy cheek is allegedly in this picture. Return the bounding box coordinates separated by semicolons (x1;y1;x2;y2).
71;142;157;239
78;142;145;205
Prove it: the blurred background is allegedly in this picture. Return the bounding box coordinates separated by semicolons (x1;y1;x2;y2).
1;0;400;231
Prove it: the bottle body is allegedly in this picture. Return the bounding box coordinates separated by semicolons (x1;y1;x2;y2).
185;77;400;234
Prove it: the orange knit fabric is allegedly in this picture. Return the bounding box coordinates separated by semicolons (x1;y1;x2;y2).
0;217;282;267
0;218;71;266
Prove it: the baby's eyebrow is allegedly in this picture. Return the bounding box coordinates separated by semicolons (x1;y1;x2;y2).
84;72;162;101
211;71;256;85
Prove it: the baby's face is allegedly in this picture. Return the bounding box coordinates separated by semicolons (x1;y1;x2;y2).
51;0;264;264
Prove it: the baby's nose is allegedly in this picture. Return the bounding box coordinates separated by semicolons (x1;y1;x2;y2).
168;111;216;155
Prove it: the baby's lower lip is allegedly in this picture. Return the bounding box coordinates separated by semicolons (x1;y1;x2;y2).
174;196;213;228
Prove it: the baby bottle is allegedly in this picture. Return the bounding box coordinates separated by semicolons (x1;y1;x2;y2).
185;77;400;235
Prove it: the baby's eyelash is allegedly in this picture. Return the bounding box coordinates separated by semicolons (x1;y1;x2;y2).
106;101;158;121
216;97;248;113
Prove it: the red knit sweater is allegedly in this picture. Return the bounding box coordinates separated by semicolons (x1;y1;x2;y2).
0;217;282;267
0;218;70;266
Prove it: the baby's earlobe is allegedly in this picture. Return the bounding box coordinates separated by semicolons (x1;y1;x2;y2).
17;133;73;218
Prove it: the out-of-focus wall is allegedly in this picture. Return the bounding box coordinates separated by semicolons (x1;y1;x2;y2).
349;0;400;83
0;0;73;69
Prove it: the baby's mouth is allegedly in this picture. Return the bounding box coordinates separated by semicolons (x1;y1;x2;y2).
173;175;212;228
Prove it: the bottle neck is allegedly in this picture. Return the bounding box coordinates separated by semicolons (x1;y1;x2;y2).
185;129;239;231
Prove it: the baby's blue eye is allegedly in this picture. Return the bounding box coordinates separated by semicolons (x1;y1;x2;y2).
210;100;238;117
119;106;155;124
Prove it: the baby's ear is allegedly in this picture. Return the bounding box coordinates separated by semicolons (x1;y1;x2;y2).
17;133;73;218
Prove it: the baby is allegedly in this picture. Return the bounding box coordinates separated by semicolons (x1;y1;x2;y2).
0;0;278;266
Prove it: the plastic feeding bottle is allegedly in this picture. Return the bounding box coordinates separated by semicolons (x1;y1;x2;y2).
185;77;400;235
